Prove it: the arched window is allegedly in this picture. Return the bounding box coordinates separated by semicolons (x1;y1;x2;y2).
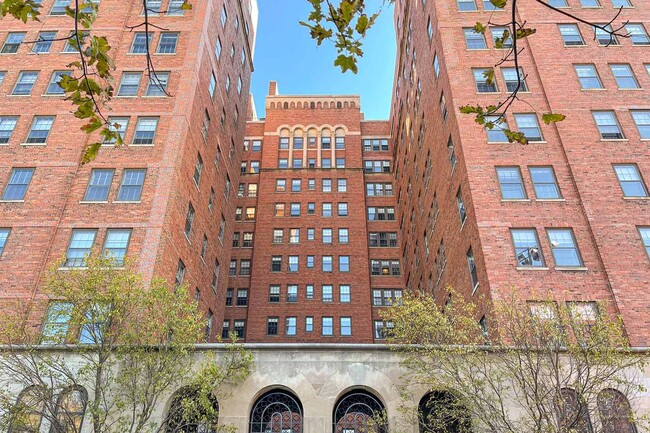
598;389;637;433
418;391;471;433
333;390;386;433
283;102;288;109
164;387;219;433
8;386;44;433
249;389;303;433
50;386;87;433
557;388;593;433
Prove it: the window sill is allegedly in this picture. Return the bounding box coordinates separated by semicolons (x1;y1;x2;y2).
130;143;155;147
20;143;47;146
580;88;608;91
618;88;644;91
516;266;549;271
0;200;25;203
623;196;650;201
113;200;142;204
41;94;65;97
79;201;108;204
472;283;479;295
7;95;33;97
555;266;588;271
58;266;88;271
599;139;628;142
142;95;170;98
501;199;531;202
115;95;139;98
536;198;566;202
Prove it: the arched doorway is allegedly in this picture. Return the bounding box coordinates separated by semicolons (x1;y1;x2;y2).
249;389;303;433
418;391;471;433
164;387;219;433
597;388;637;433
333;389;387;433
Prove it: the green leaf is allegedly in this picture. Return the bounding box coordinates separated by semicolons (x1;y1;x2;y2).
504;129;528;144
81;142;102;164
542;113;566;124
490;0;507;8
473;22;487;34
482;68;495;86
334;53;358;74
515;27;536;39
180;0;192;10
356;14;369;36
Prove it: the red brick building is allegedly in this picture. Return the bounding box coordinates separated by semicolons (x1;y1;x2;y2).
224;82;400;342
0;0;258;341
391;0;650;346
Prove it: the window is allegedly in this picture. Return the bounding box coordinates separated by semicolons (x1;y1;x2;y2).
372;289;403;306
43;70;70;96
286;317;297;336
0;228;10;256
62;31;87;53
278;158;288;169
529;167;561;199
287;285;298;302
218;216;225;241
271;256;282;272
369;232;398;247
322;158;332;168
514;114;543;141
41;302;73;344
221;321;230;339
25;116;54;144
132;117;159;144
574;64;603;89
496;167;526;199
335;158;346;168
229;260;236;276
613;164;648;197
456;189;467;224
225;288;233;306
625;24;650;45
102;229;131;266
593;111;624;139
288;255;299;272
367;207;395;221
247;184;257;197
511;229;545;267
2;168;34;200
609;64;639;89
103;116;129;145
290;202;300;217
467;248;479;290
483;0;503;9
631;110;650;139
221;4;228;27
274;203;285;217
157;32;178;53
292;159;302;168
184;203;195;238
322;228;332;244
192;153;203;186
338;228;349;243
143;0;161;14
428;18;434;41
145;71;170;96
0;71;4;86
611;0;632;6
322;317;333;336
33;31;57;53
457;0;477;10
272;229;283;244
130;32;151;54
305;317;314;332
338;202;348;216
209;72;216;99
294;136;304;149
269;285;280;302
370;260;401;276
547;228;583;267
291;179;301;192
267;318;278;336
307;228;315;240
374;320;394;339
580;0;600;6
276;179;286;192
491;26;513;48
322;179;332;192
117;169;145;201
322;202;332;217
440;94;448;121
239;260;251;276
237;289;248;306
12;71;38;95
65;229;97;267
322;256;333;272
485;115;509;142
639;227;650;259
558;24;585;45
0;116;18;144
117;72;142;96
363;138;389;152
307;255;314;268
501;67;528;92
594;24;619;45
337;179;347;192
340;317;352;336
464;28;487;49
234;320;246;338
1;32;25;53
339;256;350;272
83;169;114;201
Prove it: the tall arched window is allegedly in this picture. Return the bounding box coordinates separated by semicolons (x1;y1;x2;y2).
8;386;44;433
418;391;471;433
557;388;593;433
598;389;637;433
333;390;386;433
50;386;87;433
249;389;303;433
164;387;219;433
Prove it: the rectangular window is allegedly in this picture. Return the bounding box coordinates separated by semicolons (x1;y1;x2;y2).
273;229;283;244
184;203;195;238
638;227;650;259
322;256;333;272
104;116;129;145
338;228;349;243
322;285;333;302
593;111;624;139
41;302;73;344
514;114;543;142
288;255;299;272
84;169;114;201
32;31;57;53
267;317;278;336
339;256;350;272
278;158;288;169
65;229;97;267
193;153;203;186
467;247;479;290
339;285;351;302
610;64;639;89
473;68;498;93
130;32;152;54
242;232;253;247
613;164;648;197
307;255;314;268
276;179;286;192
305;317;314;332
237;289;248;306
457;0;477;10
580;0;600;6
221;321;230;339
0;116;19;144
593;24;619;45
239;260;251;276
511;229;545;267
322;203;332;217
271;256;282;272
369;232;398;247
547;228;583;267
25;116;54;144
234;320;246;338
338;203;348;216
145;71;170;96
2;168;34;200
229;260;236;276
496;167;526;199
337;179;347;192
340;317;352;336
501;67;528;92
631;111;650;140
269;285;280;303
286;317;297;336
117;169;145;201
625;24;650;45
322;317;333;336
456;189;467;224
529;167;561;199
292;179;301;192
290;203;300;217
44;70;70;95
287;285;298;302
102;229;131;266
464;28;487;49
0;228;10;256
157;32;178;53
485;115;509;142
322;179;332;192
374;320;393;339
117;72;142;96
322;228;332;244
491;26;513;48
307;228;315;240
574;64;603;89
245;207;256;221
558;24;585;45
2;32;25;53
209;72;216;99
13;71;38;95
132;117;159;145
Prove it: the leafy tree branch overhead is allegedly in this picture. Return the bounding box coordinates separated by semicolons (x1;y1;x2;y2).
302;0;631;143
0;0;191;163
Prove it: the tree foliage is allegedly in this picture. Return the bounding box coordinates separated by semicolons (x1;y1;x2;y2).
302;0;629;143
382;288;649;433
0;254;252;433
0;0;191;163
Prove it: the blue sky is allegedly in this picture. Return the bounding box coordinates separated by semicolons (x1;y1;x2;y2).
250;0;396;120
